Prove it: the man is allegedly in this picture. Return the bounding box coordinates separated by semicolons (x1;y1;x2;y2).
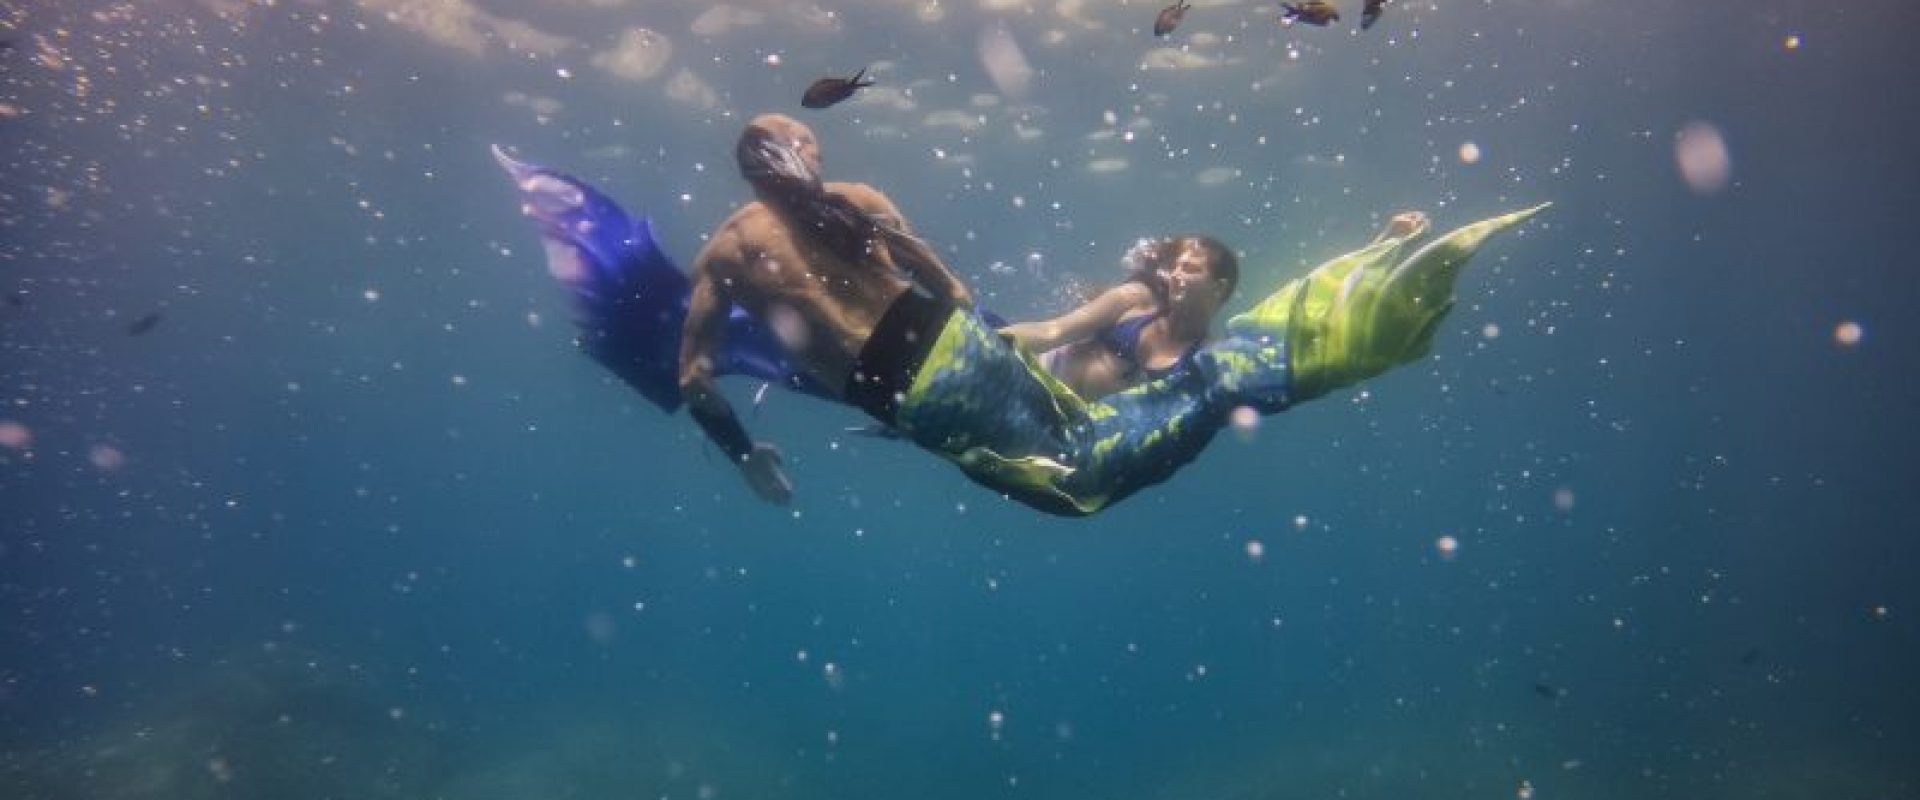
679;113;1547;516
677;113;973;504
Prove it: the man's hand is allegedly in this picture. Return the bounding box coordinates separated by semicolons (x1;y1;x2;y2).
739;442;793;505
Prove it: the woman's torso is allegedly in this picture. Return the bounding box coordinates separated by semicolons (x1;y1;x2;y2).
1044;309;1202;399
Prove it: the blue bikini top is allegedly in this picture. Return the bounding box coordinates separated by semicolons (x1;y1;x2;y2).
1099;311;1199;382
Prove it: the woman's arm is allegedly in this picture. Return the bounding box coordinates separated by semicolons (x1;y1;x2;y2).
1000;282;1155;353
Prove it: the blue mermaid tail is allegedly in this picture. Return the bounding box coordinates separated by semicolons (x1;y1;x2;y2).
492;145;828;412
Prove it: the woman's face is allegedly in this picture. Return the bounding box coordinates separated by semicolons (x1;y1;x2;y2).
1162;240;1228;317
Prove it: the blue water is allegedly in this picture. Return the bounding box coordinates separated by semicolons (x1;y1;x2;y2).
2;1;1915;797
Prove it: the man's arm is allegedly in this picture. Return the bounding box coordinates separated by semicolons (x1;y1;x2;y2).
680;233;792;504
845;184;974;308
999;282;1154;353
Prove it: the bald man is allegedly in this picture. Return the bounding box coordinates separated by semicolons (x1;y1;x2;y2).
677;114;972;503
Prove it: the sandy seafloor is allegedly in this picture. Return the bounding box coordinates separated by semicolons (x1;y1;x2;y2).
1;0;1916;797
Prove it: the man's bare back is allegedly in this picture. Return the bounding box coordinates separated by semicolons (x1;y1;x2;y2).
691;181;922;395
677;113;972;503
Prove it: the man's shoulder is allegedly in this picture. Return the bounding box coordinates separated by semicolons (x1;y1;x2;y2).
825;181;891;208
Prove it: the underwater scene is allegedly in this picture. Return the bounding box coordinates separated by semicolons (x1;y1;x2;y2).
1;0;1916;797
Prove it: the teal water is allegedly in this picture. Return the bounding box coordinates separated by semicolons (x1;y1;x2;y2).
2;1;1915;797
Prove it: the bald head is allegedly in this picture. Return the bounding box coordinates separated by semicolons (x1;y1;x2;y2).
737;113;823;190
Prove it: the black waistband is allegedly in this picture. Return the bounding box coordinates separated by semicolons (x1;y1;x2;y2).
845;287;955;424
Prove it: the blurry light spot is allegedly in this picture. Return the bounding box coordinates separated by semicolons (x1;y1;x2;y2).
363;288;380;302
89;444;126;471
584;612;617;644
1245;539;1265;562
1292;514;1309;530
1230;405;1260;441
977;25;1034;99
1458;141;1482;164
1784;34;1801;50
1435;535;1460;560
0;421;30;450
555;67;572;79
769;304;809;351
1481;322;1501;339
1553;487;1576;512
1674;121;1732;194
1834;320;1863;347
764;53;782;66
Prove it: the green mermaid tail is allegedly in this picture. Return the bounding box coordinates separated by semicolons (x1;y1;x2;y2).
1227;203;1551;402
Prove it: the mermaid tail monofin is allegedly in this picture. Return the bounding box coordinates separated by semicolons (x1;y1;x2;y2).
493;146;826;412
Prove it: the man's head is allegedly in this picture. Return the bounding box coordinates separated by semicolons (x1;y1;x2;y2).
737;113;823;193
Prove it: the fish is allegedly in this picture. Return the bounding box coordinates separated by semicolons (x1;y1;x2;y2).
1154;1;1193;37
1533;682;1563;699
126;311;163;336
1361;0;1386;30
1280;1;1340;26
801;68;875;110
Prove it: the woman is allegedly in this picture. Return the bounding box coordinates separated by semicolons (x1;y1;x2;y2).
1003;215;1428;400
1001;235;1238;399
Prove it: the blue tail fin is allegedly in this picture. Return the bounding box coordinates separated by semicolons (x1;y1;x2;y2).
493;146;828;412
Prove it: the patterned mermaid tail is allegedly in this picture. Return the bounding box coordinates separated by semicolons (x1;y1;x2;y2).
1225;203;1551;404
492;145;827;412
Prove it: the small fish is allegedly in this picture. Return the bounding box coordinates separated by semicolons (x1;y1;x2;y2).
1154;1;1193;37
1361;0;1386;30
126;311;163;336
801;68;874;110
1533;682;1563;699
1280;1;1340;26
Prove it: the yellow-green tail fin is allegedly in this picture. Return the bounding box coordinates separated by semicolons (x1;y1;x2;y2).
1230;203;1550;402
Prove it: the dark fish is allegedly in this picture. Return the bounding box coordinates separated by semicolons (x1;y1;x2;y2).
1533;682;1562;699
1281;1;1340;26
1154;1;1193;37
126;311;163;336
801;68;874;110
1361;0;1386;30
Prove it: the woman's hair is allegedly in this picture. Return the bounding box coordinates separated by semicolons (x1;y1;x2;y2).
735;122;890;266
1123;235;1239;307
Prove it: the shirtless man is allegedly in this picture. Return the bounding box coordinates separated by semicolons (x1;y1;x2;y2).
679;113;1546;515
677;113;972;503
